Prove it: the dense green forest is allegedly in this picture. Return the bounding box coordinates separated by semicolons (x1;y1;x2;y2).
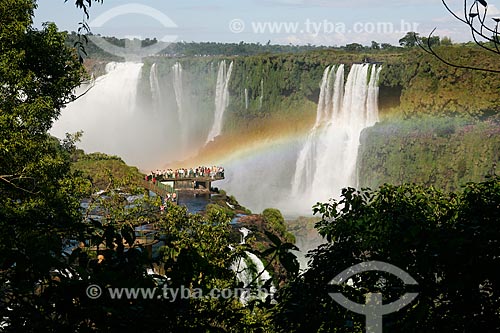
65;31;404;61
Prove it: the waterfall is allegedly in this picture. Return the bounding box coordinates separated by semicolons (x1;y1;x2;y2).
313;66;333;126
259;79;264;109
291;64;381;209
231;250;275;304
150;63;161;111
172;61;188;152
230;228;275;303
245;251;273;285
206;60;233;144
366;66;382;126
172;62;183;123
51;62;154;166
244;88;249;110
291;64;344;195
239;227;251;244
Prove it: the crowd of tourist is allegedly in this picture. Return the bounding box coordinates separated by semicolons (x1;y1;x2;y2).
144;166;224;213
146;166;224;182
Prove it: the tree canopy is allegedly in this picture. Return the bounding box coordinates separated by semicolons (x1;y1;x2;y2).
0;0;88;328
273;179;500;332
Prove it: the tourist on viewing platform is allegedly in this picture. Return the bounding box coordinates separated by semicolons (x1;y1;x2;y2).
146;166;224;181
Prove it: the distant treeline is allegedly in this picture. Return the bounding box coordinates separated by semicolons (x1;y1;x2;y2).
65;32;409;61
66;31;490;63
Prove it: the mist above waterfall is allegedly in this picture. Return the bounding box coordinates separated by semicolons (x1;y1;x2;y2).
51;60;230;169
51;62;172;168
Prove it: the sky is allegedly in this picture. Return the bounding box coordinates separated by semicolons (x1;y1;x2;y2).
33;0;497;46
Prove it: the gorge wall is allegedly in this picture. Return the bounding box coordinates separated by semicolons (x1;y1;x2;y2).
52;46;500;215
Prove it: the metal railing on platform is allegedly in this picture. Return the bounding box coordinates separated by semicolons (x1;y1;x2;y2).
141;180;174;196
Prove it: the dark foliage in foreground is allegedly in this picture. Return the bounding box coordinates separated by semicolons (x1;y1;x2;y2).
273;178;500;332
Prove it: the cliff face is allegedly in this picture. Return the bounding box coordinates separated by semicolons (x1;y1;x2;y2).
83;47;500;192
359;48;500;190
378;47;500;117
139;51;403;136
84;45;500;123
357;117;500;192
85;46;500;132
218;48;500;193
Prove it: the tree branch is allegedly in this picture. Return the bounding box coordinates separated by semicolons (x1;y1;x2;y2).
0;175;39;195
64;76;95;105
422;1;500;73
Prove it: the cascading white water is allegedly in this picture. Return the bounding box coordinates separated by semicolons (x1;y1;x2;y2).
291;65;345;196
51;62;160;166
239;227;251;244
291;64;381;211
231;251;275;303
51;59;237;169
259;79;264;109
172;62;183;123
245;251;273;285
206;60;233;144
230;227;275;303
172;61;188;152
52;59;381;217
366;66;382;126
150;63;161;111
